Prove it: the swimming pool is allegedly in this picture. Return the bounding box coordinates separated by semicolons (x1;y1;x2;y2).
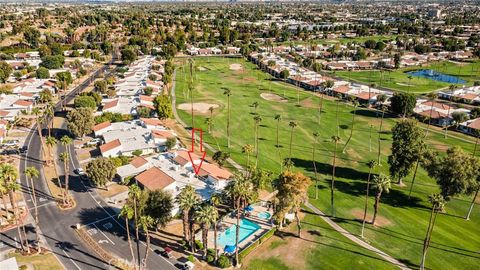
406;69;466;84
217;219;261;248
257;211;272;219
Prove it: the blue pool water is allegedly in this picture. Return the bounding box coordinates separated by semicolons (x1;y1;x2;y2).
406;69;466;84
217;219;261;248
257;211;272;219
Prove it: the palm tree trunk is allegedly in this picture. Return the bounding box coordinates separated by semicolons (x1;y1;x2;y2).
134;198;140;269
21;222;30;253
190;220;195;253
142;229;150;270
361;167;373;237
203;227;208;258
10;191;25;251
342;106;357;153
465;187;479;220
63;162;69;205
227;96;231;148
29;177;41;251
372;193;381;225
2;194;10;219
331;142;338;217
377;109;385;164
276;122;279;147
125;217;135;265
420;208;436;270
289;127;294;159
235;198;241;267
313;140;318;200
318;94;323;125
183;210;189;243
408;160;420;199
335;101;340;137
214;221;218;262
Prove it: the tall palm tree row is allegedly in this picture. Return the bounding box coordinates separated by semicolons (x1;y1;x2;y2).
342;100;359;153
288;121;297;160
330;136;341;217
361;160;377;238
420;194;445;270
253;115;262;167
274;114;281;147
176;185;200;252
119;204;136;266
140;215;155;270
194;203;219;258
31;107;46;163
59;135;73;207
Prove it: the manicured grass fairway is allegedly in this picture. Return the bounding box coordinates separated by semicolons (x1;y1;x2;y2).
334;60;480;93
174;57;480;270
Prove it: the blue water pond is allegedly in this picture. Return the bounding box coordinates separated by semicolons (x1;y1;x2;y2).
406;69;466;84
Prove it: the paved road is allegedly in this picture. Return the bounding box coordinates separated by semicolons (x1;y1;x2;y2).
2;57;177;269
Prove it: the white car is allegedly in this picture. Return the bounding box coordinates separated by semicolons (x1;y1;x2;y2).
86;138;103;146
73;168;86;176
3;140;19;147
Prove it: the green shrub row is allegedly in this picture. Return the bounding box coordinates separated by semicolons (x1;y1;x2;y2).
238;228;276;263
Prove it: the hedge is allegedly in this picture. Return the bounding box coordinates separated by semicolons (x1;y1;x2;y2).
238;228;276;263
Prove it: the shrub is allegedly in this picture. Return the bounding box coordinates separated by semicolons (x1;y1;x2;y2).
195;240;203;250
132;150;142;156
206;254;214;264
74;95;96;109
187;254;195;263
207;248;215;256
217;255;231;268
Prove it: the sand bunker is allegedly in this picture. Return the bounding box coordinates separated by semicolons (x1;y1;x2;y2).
198;66;209;71
261;92;288;102
229;63;243;71
396;82;413;86
178;103;219;114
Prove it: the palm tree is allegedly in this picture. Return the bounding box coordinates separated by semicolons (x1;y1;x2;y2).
44;103;54;137
1;164;25;252
253;116;262;167
208;106;214;118
312;132;320;200
225;174;256;267
45;136;57;167
377;104;386;164
140;215;154;270
176;185;200;252
335;93;342;137
288;121;297;160
119;204;135;266
205;117;213;133
194;204;218;258
25;167;41;251
330;136;340;217
224;88;232;148
361;160;377;238
420;194;445;270
317;90;324;125
342;100;359;153
274;114;281;147
371;174;391;225
242;144;254;169
32;107;46;163
210;194;221;262
60;135;73;205
251;101;259;115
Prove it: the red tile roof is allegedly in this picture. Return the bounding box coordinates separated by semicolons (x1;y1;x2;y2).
198;163;232;181
334;85;350;93
13;100;33;107
0;110;9;117
418;109;447;119
92;121;111;132
467;118;480;130
99;139;121;153
103;100;119;110
173;150;198;166
152;130;175;139
141;118;162;126
135;167;175;191
130;156;149;168
421;101;452;111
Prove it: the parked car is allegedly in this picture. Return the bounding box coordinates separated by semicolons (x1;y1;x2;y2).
161;247;173;258
3;140;19;147
2;149;19;155
181;261;195;270
85;138;103;146
73;168;86;176
19;146;28;153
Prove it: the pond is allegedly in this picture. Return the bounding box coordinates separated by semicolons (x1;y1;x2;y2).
406;69;466;84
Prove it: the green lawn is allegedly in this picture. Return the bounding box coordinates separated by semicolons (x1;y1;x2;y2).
334;60;480;93
243;211;398;270
174;57;480;270
10;252;64;270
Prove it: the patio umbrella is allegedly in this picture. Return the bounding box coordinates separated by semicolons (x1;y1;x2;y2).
224;245;236;253
244;205;254;212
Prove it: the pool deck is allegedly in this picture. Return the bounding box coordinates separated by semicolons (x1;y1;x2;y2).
199;205;274;255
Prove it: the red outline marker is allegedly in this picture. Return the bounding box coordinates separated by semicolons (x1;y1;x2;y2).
188;128;206;175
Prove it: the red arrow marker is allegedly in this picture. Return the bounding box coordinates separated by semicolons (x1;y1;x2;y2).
188;128;206;175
